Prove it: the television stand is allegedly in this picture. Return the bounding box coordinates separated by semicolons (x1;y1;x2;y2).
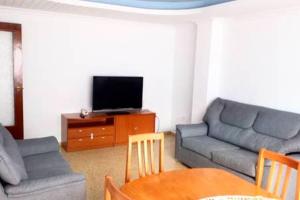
106;111;130;115
61;109;155;152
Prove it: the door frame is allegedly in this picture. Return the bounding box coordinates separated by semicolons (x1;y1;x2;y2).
0;22;23;139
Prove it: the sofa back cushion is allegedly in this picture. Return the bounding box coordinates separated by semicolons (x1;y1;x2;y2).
0;125;28;185
220;101;258;129
253;109;300;139
204;98;300;153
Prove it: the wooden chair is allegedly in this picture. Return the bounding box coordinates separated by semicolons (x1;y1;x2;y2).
125;132;164;183
104;176;131;200
256;148;300;200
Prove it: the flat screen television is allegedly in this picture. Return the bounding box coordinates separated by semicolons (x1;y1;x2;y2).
92;76;143;112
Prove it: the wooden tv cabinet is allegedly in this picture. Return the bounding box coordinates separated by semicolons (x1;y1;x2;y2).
61;110;155;152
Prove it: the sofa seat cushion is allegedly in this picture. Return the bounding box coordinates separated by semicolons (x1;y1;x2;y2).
182;136;240;159
23;152;71;180
0;125;28;185
212;149;258;177
5;173;85;197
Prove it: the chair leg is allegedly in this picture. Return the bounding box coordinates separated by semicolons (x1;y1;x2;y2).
104;177;111;200
105;188;111;200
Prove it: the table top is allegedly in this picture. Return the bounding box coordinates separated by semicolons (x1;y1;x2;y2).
120;168;278;200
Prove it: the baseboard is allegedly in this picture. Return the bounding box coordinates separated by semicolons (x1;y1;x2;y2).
163;131;175;135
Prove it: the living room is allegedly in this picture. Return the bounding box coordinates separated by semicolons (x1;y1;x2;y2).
1;0;300;200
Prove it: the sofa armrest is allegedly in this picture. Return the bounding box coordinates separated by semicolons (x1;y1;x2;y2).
175;123;208;160
176;123;208;138
5;173;85;197
17;136;59;157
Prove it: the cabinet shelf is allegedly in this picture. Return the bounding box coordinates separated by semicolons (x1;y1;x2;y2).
68;118;114;128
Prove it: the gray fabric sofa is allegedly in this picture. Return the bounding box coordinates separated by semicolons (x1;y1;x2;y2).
0;124;86;200
176;98;300;199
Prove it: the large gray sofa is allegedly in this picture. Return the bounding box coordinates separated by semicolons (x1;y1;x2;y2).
0;124;86;200
176;98;300;199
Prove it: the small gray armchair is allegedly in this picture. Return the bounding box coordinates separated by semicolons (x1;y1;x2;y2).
0;124;86;200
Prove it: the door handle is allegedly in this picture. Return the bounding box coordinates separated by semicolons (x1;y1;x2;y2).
16;86;23;90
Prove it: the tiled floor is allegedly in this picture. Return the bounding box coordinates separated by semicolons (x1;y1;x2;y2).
61;134;186;200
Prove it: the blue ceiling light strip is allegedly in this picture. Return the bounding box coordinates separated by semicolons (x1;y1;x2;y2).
83;0;234;10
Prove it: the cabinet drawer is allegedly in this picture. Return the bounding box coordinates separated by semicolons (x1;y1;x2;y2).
67;135;114;151
98;126;115;135
131;114;155;134
68;126;115;139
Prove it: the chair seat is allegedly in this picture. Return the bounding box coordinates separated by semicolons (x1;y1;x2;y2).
212;149;258;177
23;152;71;180
182;136;239;159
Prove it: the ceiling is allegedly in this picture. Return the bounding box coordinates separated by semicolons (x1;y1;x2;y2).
82;0;234;10
0;0;300;22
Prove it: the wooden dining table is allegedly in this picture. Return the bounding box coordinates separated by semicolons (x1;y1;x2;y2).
120;168;279;200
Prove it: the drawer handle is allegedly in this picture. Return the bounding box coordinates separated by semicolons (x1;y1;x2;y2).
91;133;94;140
102;128;106;130
78;129;83;133
101;136;105;139
78;138;83;142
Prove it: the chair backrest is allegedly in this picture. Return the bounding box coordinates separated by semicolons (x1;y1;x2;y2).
104;176;131;200
125;133;164;183
256;148;300;200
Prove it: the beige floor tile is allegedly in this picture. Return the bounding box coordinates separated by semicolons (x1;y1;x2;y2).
61;134;186;200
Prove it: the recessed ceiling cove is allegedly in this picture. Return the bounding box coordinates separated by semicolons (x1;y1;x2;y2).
83;0;234;10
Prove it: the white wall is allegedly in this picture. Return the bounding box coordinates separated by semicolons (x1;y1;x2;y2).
6;1;299;140
219;9;300;112
191;19;212;123
0;6;196;140
192;7;300;121
171;22;196;126
191;17;225;123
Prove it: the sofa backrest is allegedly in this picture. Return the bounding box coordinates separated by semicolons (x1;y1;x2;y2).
0;124;28;185
204;98;300;153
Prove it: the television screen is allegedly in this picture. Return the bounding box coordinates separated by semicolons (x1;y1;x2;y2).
92;76;143;111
